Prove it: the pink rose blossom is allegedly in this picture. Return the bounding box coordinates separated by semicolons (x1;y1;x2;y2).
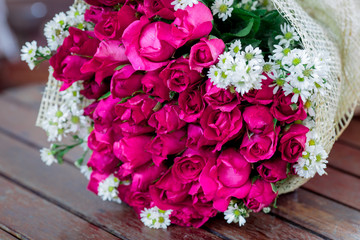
148;103;186;134
84;6;111;24
110;65;142;98
271;91;307;123
279;124;309;163
87;170;110;194
141;69;171;101
243;76;274;105
87;150;120;173
257;158;288;182
243;105;274;134
81;79;110;100
178;86;206;123
245;179;277;212
186;124;217;150
143;0;175;20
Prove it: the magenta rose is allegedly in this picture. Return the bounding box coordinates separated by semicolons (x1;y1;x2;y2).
203;79;241;112
240;127;280;163
186;124;217;150
199;148;252;211
93;95;119;134
148;103;186;134
147;129;187;166
113;135;153;173
87;150;120;173
141;69;171;101
87;131;112;152
160;57;202;93
50;27;100;90
84;6;111;24
125;191;152;214
87;171;110;194
122;16;176;71
189;37;225;72
200;106;243;151
149;170;192;210
81;40;129;84
178;86;206;123
113;94;157;136
110;65;142;98
94;6;137;41
257;158;288;182
85;0;125;6
279;124;309;163
245;179;278;212
243;76;274;105
170;3;213;48
271;92;307;123
130;162;167;192
170;203;216;228
172;149;216;184
81;78;110;100
83;101;99;119
143;0;175;20
243;105;274;134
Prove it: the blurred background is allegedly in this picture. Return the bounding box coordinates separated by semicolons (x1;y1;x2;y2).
0;0;73;91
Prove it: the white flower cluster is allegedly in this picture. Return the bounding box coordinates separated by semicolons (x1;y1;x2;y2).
208;40;266;94
211;0;234;21
224;201;250;227
171;0;199;11
268;23;330;103
40;70;92;143
21;41;51;70
44;2;88;51
140;206;172;229
80;165;92;180
97;174;122;203
293;127;328;178
39;146;58;166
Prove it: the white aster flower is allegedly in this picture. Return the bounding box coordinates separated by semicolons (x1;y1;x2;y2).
211;0;234;21
97;174;122;202
224;202;249;227
44;12;70;51
282;49;310;75
140;206;172;229
67;3;87;27
268;69;286;94
275;23;300;47
171;0;199;11
241;45;264;66
229;40;242;57
21;41;38;70
80;165;92;180
283;82;311;103
240;0;259;11
38;46;51;57
40;147;58;166
271;44;292;61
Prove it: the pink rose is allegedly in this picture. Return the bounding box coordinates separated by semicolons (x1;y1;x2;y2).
125;191;152;214
243;105;274;134
94;6;138;41
203;79;241;112
147;129;187;166
84;6;111;24
81;78;110;100
160;57;202;93
257;158;288;182
87;150;120;173
148;103;186;134
87;170;109;194
189;37;225;72
84;101;99;119
141;69;171;101
87;131;112;152
186;124;217;150
93;95;119;134
170;3;213;48
110;65;142;98
113;135;153;173
200;106;243;151
178;86;206;123
199;148;252;211
170;204;216;228
172;149;215;184
113;94;157;136
81;40;129;84
122;16;176;71
243;76;274;105
85;0;125;6
143;0;175;20
271;92;307;123
245;179;277;212
240;127;280;163
130;162;167;191
279;124;309;163
49;27;100;90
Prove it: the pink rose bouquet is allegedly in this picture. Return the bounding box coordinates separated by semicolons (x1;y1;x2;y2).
23;0;333;230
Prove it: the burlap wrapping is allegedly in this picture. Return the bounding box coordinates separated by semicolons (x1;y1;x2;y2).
36;0;360;195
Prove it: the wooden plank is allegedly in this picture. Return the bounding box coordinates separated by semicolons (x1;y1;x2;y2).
0;229;19;240
273;189;360;240
0;133;222;240
205;213;322;240
339;119;360;148
302;168;360;210
328;142;360;177
1;84;44;110
0;177;120;240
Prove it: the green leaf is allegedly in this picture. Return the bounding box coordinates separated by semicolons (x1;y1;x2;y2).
98;91;111;101
271;183;278;193
273;197;278;208
118;96;133;104
251;175;261;184
114;64;128;71
273;118;278;132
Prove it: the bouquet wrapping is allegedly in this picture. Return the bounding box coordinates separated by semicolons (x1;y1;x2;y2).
21;0;360;229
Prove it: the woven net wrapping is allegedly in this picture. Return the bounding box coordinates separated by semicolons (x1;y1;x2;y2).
36;0;360;194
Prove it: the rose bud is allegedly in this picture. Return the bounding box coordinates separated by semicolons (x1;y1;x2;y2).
245;179;277;212
271;91;307;123
257;158;288;182
141;69;171;101
243;105;274;134
148;103;186;134
186;124;217;150
179;86;206;123
279;124;309;163
110;65;142;99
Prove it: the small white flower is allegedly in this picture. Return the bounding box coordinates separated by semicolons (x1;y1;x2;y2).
67;3;87;27
44;12;70;51
268;70;286;94
80;165;92;180
21;41;38;70
275;23;300;47
229;40;242;57
171;0;199;11
97;174;121;202
272;44;292;61
282;82;311;103
38;46;51;57
224;202;249;227
211;0;234;21
240;0;259;11
40;147;58;166
140;206;172;229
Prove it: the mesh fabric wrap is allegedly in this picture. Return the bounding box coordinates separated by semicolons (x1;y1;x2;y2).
36;0;360;195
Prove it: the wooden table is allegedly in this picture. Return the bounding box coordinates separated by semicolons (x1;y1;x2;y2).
0;85;359;240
